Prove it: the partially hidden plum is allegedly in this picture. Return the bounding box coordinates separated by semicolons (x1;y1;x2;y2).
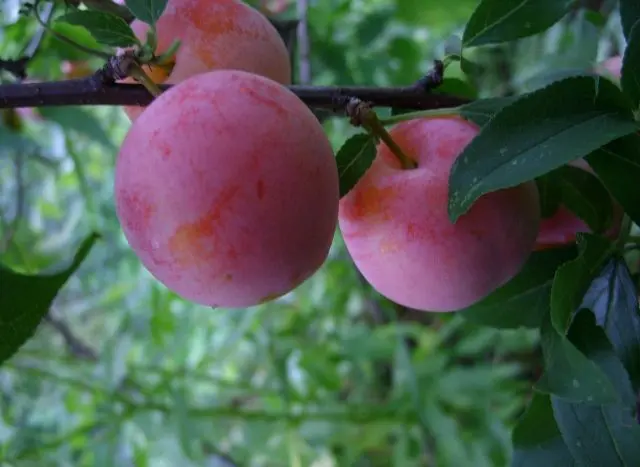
115;70;339;308
534;159;623;250
338;116;541;312
122;0;291;121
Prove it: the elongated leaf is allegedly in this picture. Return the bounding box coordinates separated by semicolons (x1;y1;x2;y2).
586;133;640;227
459;96;516;127
57;10;139;48
542;165;615;234
511;393;578;467
461;246;577;329
536;312;618;404
580;257;640;391
536;175;562;219
448;76;639;222
620;1;640;41
336;134;377;197
551;311;640;466
0;233;100;365
550;234;615;334
125;0;169;27
462;0;574;48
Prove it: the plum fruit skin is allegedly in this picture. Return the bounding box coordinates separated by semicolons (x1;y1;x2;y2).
115;70;339;308
338;116;541;312
123;0;291;121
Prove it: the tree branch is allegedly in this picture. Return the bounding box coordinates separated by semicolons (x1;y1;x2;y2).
0;75;470;111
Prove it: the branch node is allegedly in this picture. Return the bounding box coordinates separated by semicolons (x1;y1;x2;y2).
92;51;137;86
345;97;373;127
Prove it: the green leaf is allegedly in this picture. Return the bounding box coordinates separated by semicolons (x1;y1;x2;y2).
125;0;169;27
535;175;562;219
336;134;377;197
551;310;640;465
38;107;115;150
584;10;607;28
47;21;105;61
586;133;640;227
462;0;574;48
620;1;640;41
459;96;516;127
550;233;614;334
396;0;478;34
580;257;640;392
433;78;478;100
0;233;100;365
57;10;139;48
536;312;619;404
511;393;578;467
461;246;577;329
541;165;615;234
448;76;640;222
621;21;640;111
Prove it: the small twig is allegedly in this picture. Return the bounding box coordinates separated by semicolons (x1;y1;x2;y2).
43;312;99;361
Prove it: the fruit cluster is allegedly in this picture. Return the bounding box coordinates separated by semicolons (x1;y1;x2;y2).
114;0;623;312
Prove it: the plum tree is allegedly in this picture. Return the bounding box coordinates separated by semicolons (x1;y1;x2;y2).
114;70;339;308
338;116;541;312
122;0;291;121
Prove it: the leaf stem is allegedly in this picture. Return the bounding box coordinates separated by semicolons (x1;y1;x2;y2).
380;106;462;126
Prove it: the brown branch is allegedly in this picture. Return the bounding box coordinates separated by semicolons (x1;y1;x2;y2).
0;74;470;111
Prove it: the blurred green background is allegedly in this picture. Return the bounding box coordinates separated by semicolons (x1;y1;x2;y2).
0;0;626;465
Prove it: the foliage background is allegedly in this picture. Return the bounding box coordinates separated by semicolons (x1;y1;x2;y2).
0;0;628;465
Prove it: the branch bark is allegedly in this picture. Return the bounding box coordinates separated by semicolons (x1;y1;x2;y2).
0;78;470;110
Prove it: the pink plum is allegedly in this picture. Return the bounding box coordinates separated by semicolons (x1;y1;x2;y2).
122;0;291;121
338;116;541;312
114;70;339;308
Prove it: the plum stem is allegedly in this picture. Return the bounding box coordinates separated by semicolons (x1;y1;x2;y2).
129;63;163;98
346;99;416;169
366;114;417;170
380;106;462;126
